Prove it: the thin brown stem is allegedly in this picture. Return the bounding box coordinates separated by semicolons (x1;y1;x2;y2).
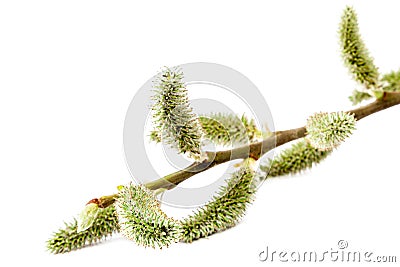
97;91;400;208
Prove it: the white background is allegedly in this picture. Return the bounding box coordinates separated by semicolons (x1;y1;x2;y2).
1;1;399;266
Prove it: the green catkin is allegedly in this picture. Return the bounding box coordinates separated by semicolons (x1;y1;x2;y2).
339;6;379;89
181;164;256;243
261;139;332;178
115;183;182;249
382;70;400;92
199;113;262;146
349;89;373;105
306;111;356;151
151;67;203;160
151;113;262;147
48;7;392;254
47;205;119;254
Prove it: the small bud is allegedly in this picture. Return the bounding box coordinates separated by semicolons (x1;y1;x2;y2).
372;90;384;100
77;203;99;233
382;69;400;92
349;90;373;105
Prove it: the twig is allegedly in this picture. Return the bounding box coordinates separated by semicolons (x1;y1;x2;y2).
97;91;400;208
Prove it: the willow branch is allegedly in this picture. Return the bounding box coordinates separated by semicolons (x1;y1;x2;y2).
97;91;400;208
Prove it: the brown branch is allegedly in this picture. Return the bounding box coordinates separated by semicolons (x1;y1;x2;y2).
98;91;400;208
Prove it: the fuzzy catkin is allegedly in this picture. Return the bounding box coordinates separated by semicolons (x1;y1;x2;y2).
261;139;331;178
181;165;256;243
115;183;182;249
47;205;119;254
151;67;203;160
339;6;379;89
382;70;400;92
306;111;356;151
199;113;261;146
349;90;373;105
151;113;262;147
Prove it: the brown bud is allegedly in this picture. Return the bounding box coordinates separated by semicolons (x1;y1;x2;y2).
86;198;100;206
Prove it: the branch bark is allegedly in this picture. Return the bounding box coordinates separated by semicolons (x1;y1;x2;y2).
98;91;400;207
